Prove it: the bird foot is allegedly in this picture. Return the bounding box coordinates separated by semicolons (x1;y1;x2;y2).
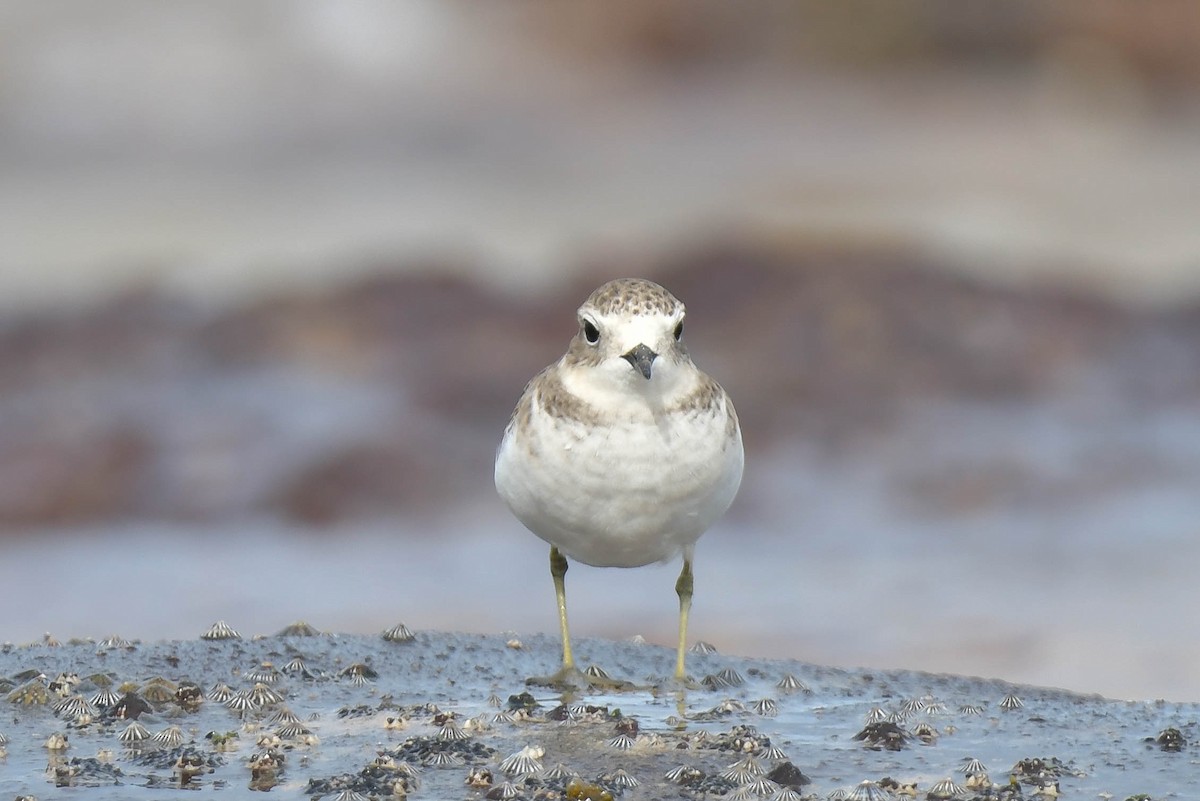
525;666;637;692
654;674;703;693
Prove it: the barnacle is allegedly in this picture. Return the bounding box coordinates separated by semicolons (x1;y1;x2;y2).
999;693;1024;710
437;720;469;742
247;683;285;706
744;777;778;796
276;620;320;637
207;683;234;703
702;673;732;690
98;634;132;650
118;721;151;743
268;707;301;724
53;695;97;719
665;764;702;783
927;778;967;799
276;722;312;740
201;621;241;640
489;781;522;799
152;725;185;748
244;663;282;684
717;668;745;686
728;785;758;801
847;780;890;801
752;698;778;717
709;698;746;715
759;745;788;761
959;757;988;776
224;691;260;715
776;673;810;693
423;750;465;766
499;745;544;776
338;663;378;684
606;768;639;789
864;707;889;724
721;755;766;783
282;656;317;679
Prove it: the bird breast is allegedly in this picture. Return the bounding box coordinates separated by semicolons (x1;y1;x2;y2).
496;397;743;568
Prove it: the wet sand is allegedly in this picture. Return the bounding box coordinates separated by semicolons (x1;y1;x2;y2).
1;628;1195;798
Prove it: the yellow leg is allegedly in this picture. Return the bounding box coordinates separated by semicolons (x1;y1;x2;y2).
550;546;575;671
674;558;693;681
527;546;635;690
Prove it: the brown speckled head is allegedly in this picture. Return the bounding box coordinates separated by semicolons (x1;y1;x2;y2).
564;278;690;374
581;278;684;319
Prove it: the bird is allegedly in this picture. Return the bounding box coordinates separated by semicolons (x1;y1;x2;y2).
495;277;743;687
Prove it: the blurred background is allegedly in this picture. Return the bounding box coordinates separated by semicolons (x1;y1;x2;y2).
3;1;1200;701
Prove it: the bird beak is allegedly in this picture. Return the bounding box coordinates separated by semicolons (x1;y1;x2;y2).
622;343;657;380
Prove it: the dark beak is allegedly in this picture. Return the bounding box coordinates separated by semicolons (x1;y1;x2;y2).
622;343;657;380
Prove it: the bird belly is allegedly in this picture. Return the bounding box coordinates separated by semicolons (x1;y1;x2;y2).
495;411;743;568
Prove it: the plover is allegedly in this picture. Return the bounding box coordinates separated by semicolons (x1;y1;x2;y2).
495;278;743;687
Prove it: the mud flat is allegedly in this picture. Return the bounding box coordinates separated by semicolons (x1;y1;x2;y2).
0;627;1195;799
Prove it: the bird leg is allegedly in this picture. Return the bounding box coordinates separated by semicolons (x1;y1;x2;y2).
551;546;575;671
525;547;634;691
675;558;694;682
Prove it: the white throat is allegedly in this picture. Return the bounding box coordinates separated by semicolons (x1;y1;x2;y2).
560;355;697;418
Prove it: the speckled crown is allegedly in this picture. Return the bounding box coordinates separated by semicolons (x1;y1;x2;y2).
581;278;683;318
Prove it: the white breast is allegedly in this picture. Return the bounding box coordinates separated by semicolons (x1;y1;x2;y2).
495;390;743;568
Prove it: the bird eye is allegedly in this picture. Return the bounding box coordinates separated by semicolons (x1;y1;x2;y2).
582;320;600;345
673;321;684;341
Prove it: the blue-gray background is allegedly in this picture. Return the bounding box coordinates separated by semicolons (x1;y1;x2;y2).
3;1;1200;701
